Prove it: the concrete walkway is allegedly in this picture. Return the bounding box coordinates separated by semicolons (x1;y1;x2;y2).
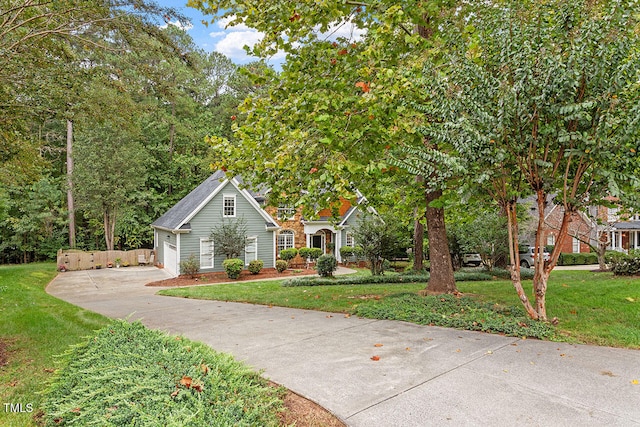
47;267;640;426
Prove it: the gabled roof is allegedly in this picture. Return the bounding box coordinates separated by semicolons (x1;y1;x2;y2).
151;171;278;232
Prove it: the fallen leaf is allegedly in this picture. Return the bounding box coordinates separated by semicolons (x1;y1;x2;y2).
560;354;566;357
44;368;55;373
355;81;371;92
625;297;635;302
71;408;81;414
486;350;493;355
632;379;639;385
171;390;179;398
600;371;616;377
344;313;351;318
201;364;209;374
370;355;380;361
406;347;411;351
192;383;203;392
374;343;384;347
456;349;461;353
180;376;192;389
326;315;333;318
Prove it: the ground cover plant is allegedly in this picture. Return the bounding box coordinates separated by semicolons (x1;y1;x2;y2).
41;320;284;426
160;270;640;348
0;263;109;426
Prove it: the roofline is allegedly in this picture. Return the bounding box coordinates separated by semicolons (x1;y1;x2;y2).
230;178;282;228
151;225;191;234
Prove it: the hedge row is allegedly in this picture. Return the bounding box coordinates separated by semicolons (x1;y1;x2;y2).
282;268;534;287
557;252;598;266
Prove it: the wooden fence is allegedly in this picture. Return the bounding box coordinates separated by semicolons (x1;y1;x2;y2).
56;249;155;271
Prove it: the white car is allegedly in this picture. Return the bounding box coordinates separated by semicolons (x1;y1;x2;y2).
518;247;550;268
462;253;482;267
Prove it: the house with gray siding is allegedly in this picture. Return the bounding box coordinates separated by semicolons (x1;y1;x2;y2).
151;171;369;276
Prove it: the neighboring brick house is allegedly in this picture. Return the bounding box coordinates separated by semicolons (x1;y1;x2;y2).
151;171;366;276
522;196;596;253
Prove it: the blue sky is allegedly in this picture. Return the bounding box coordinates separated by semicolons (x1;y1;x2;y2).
155;1;282;66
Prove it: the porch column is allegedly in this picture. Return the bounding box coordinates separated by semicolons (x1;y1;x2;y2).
336;231;342;263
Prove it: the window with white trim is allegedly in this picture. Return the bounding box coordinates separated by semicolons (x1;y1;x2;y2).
277;230;295;252
346;232;355;247
245;236;258;264
277;206;296;220
572;237;580;253
200;239;214;269
223;195;236;217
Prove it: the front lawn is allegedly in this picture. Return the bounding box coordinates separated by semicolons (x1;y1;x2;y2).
159;269;640;349
0;263;109;426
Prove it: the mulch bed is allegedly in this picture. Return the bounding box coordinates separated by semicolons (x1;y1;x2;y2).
146;267;318;287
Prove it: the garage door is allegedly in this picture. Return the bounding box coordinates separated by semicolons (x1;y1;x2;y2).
164;242;178;277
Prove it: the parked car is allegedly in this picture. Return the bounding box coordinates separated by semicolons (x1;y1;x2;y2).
462;253;482;267
519;247;550;268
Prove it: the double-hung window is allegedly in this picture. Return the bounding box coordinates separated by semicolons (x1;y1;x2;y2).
223;195;236;217
277;230;295;252
200;239;214;269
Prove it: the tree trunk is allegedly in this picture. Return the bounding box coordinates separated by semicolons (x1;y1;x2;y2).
104;206;116;251
413;176;425;272
506;198;538;319
413;211;424;272
424;189;457;294
66;119;76;248
168;102;176;196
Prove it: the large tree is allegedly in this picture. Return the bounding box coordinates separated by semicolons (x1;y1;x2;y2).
430;0;640;320
193;0;461;294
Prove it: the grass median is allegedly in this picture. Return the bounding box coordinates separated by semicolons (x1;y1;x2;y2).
159;269;640;349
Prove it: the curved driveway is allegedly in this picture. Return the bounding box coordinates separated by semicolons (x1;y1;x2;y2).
47;267;640;426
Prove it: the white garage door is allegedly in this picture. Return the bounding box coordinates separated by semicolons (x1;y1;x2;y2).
164;242;178;277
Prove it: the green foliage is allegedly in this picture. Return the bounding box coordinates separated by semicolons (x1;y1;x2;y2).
558;253;598;266
355;293;557;340
248;259;264;275
340;245;364;262
308;248;323;261
298;247;313;260
316;254;337;277
0;263;109;426
279;248;298;263
275;260;288;273
611;256;640;276
351;215;405;275
210;219;248;259
282;268;534;287
222;258;244;279
41;320;282;426
179;254;200;278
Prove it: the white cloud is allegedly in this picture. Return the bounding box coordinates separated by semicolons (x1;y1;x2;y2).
214;30;263;62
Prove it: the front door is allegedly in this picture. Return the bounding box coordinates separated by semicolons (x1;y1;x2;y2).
311;233;324;253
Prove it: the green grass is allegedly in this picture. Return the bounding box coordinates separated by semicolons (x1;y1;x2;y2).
0;263;109;426
160;269;640;349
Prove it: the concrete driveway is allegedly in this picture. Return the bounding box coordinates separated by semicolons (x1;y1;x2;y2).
47;267;640;426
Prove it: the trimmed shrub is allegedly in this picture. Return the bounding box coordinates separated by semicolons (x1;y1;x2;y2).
611;256;640;276
42;320;282;426
308;247;323;261
279;248;298;264
179;254;200;278
316;254;337;277
339;246;355;259
222;258;244;279
275;260;288;273
248;259;264;275
298;247;313;260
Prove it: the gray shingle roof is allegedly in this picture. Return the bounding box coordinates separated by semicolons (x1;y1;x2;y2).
613;221;640;230
151;170;227;231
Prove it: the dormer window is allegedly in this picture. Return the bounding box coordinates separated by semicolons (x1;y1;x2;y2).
223;195;236;217
277;206;296;220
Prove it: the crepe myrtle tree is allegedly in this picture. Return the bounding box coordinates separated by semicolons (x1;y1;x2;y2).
429;0;640;320
209;217;248;259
